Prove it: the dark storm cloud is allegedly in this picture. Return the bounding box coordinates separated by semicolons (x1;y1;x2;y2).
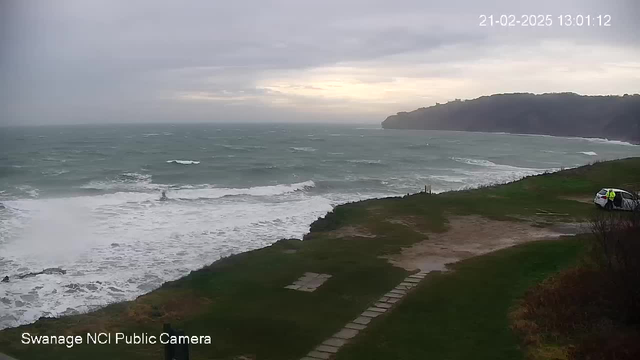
1;0;639;125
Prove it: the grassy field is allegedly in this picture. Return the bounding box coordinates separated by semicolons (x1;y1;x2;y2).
335;237;587;360
1;158;640;359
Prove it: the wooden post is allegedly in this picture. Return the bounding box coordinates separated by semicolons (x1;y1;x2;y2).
164;323;174;360
163;323;190;360
175;330;190;360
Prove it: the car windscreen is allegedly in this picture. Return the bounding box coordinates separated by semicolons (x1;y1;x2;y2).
598;189;607;195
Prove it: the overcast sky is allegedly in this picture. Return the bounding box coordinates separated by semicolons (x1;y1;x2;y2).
1;0;639;125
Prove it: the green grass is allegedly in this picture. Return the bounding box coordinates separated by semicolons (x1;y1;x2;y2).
336;237;588;360
1;158;639;359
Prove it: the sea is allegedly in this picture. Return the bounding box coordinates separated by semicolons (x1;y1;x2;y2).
1;123;639;329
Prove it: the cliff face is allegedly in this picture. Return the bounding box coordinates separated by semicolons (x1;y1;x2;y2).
382;93;640;144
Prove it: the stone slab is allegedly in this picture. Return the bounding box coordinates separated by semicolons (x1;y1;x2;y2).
361;311;380;318
368;307;387;312
385;292;404;298
307;351;331;359
316;345;339;353
353;316;372;325
388;298;400;304
323;338;348;347
391;289;407;295
399;282;415;287
375;302;392;309
307;279;327;288
285;285;301;290
334;328;359;339
345;322;366;330
405;278;421;283
379;296;389;302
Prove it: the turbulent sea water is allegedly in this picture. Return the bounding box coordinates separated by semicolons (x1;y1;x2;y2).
1;123;639;329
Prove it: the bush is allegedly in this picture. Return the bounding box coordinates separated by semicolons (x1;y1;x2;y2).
511;213;640;360
591;211;640;324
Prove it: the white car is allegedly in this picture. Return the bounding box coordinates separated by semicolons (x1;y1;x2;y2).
594;188;640;211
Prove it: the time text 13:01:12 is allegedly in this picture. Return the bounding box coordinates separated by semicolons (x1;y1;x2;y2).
479;15;611;27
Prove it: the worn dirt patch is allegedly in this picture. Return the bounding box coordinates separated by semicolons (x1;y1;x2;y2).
386;215;582;272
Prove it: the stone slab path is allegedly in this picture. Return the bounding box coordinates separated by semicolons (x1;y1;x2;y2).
0;353;18;360
300;270;429;360
285;272;332;292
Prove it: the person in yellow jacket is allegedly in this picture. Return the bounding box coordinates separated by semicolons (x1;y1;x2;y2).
606;189;616;210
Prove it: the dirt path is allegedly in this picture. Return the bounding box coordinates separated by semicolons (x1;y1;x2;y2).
385;215;587;271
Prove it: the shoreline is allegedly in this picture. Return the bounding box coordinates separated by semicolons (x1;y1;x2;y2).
0;162;564;330
0;157;621;331
1;158;639;360
380;127;640;146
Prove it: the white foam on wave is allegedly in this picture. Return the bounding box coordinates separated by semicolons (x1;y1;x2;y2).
166;160;200;165
22;181;317;209
445;157;556;190
15;185;40;198
0;180;327;330
579;137;637;146
289;147;317;152
347;159;383;165
579;151;598;156
494;131;639;146
451;157;499;167
171;181;315;200
428;174;467;184
80;173;157;192
451;157;546;171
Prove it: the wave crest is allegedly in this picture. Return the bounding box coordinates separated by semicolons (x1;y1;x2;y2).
166;160;200;165
347;159;383;165
289;147;317;152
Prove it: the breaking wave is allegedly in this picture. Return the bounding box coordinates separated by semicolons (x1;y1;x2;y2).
170;181;315;200
0;179;328;330
347;159;384;166
80;173;157;192
166;160;200;165
289;147;317;152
